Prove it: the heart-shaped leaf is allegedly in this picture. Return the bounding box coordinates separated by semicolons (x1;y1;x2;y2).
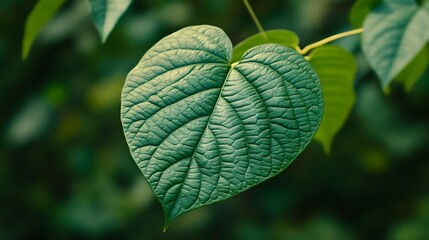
362;1;429;90
309;45;357;154
121;25;323;229
87;0;133;43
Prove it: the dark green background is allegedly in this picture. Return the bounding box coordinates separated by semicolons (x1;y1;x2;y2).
1;0;428;239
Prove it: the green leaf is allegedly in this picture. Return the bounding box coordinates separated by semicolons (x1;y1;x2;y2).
121;25;323;229
362;1;429;90
22;0;65;59
231;30;300;62
349;0;381;28
87;0;133;43
394;44;428;92
309;45;357;154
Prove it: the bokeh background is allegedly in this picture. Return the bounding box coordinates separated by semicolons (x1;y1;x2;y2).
1;0;429;239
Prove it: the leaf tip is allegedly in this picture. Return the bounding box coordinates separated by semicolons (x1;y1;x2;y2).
100;35;108;44
322;142;331;155
162;208;176;232
163;218;172;232
22;37;32;60
382;85;391;95
314;137;332;155
93;26;108;44
22;48;29;61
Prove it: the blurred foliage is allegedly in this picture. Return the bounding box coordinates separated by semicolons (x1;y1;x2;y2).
22;0;66;59
1;0;429;239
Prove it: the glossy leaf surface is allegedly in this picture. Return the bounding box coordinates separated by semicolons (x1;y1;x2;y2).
121;25;323;228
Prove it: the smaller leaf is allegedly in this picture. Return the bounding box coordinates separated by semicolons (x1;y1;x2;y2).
309;45;357;154
87;0;133;43
395;44;429;92
232;30;299;62
362;1;429;90
22;0;66;59
349;0;381;28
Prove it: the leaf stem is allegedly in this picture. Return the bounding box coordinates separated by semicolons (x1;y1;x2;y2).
300;28;364;55
243;0;268;41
